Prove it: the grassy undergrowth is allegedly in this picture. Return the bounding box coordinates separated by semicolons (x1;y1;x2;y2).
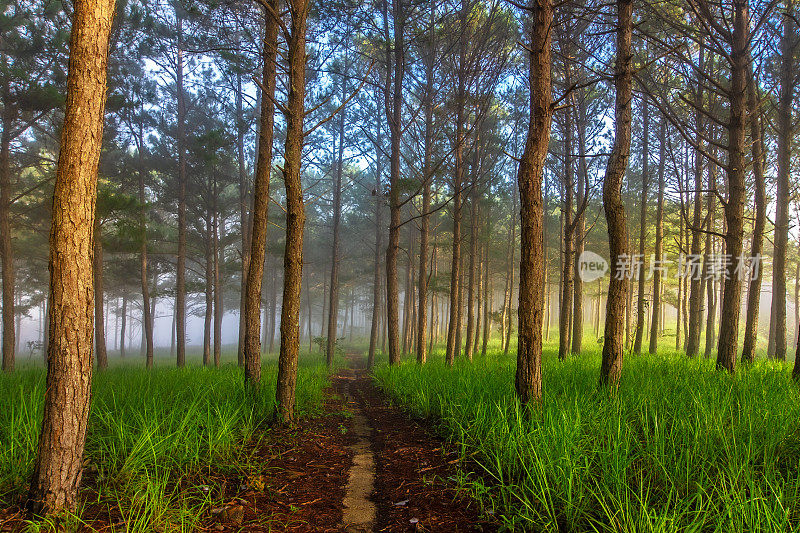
374;342;800;532
0;355;328;531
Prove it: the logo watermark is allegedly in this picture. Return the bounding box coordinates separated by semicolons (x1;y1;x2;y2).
577;251;761;283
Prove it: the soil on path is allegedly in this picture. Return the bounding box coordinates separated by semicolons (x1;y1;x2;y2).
0;357;496;532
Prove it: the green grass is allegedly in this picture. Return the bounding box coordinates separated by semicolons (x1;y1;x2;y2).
374;340;800;532
0;354;329;531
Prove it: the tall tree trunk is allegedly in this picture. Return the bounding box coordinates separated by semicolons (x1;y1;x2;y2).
465;136;481;361
27;0;114;513
572;93;588;354
276;0;309;423
600;0;632;388
703;166;718;358
715;0;749;373
559;95;574;360
268;263;277;353
446;0;468;366
237;66;249;367
774;0;794;362
243;3;278;386
326;46;349;369
368;96;383;368
203;215;213;366
515;0;552;406
0;104;14;372
676;206;683;350
416;3;435;363
120;293;127;359
175;10;187;368
685;45;705;358
93;219;107;369
214;213;222;367
481;239;490;356
633;100;649;354
649;116;666;354
385;0;404;366
136;122;153;368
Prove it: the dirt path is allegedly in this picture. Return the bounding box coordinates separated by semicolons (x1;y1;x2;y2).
332;356;496;532
1;357;496;532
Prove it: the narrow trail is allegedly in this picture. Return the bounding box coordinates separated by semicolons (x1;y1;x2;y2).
1;355;496;532
338;364;378;532
331;353;496;532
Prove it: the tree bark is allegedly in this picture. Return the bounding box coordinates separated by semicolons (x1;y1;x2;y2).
515;0;552;406
416;3;435;363
213;202;222;367
633;100;649;354
244;2;278;386
175;10;187;368
446;0;468;366
572;93;588;355
0;104;14;372
136;122;153;368
326;45;349;369
27;0;114;514
368;92;383;368
237;66;250;367
120;293;127;359
685;45;705;358
715;0;749;373
276;0;308;423
600;0;632;388
773;0;794;362
203;214;213;366
558;92;574;360
93;218;107;369
648;115;666;354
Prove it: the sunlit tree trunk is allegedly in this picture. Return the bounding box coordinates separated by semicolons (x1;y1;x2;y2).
572;94;588;354
685;46;705;359
384;0;404;365
244;2;278;385
773;0;794;362
417;3;435;363
600;0;632;388
515;0;552;406
633;100;649;354
649;116;666;354
27;0;114;514
716;0;750;373
276;0;309;423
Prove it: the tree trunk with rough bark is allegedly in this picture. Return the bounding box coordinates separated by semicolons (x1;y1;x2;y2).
633;100;649;354
243;3;278;386
600;0;632;388
515;0;552;406
685;47;705;359
0;107;14;372
93;218;107;369
649;116;665;354
27;0;114;514
175;10;187;368
385;0;404;366
276;0;309;423
773;0;794;362
716;0;749;373
326;46;348;369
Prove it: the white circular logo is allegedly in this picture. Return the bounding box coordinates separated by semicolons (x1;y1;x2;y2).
578;250;608;282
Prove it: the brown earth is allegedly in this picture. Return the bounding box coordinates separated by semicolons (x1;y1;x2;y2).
1;357;497;532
